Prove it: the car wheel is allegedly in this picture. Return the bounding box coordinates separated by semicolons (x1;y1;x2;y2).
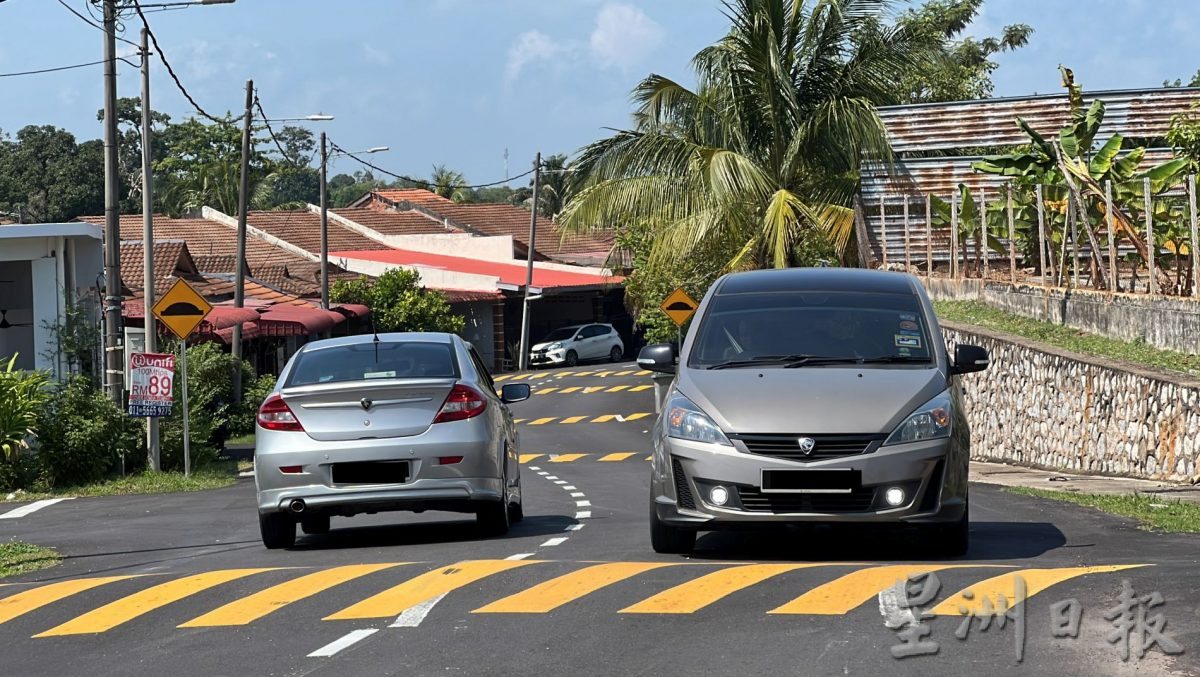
477;500;510;537
565;350;578;367
508;477;524;523
609;346;623;362
300;514;330;535
259;512;296;549
649;500;695;554
926;504;969;557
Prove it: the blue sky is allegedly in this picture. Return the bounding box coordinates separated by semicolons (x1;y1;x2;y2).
1;1;1198;183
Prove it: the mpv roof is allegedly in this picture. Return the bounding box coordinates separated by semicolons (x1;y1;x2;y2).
716;268;918;296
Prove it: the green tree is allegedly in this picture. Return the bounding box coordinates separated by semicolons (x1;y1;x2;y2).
330;269;465;334
532;154;573;217
97;97;172;214
0;126;104;223
428;165;472;202
155;118;272;216
1163;69;1200;88
561;0;936;270
895;0;1032;103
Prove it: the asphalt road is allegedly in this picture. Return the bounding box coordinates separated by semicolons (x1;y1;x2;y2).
2;362;1199;676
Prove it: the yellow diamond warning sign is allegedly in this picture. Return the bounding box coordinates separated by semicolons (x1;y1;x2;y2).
660;287;698;327
152;279;213;340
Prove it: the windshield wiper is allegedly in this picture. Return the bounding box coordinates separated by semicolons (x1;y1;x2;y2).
781;356;869;368
707;354;828;370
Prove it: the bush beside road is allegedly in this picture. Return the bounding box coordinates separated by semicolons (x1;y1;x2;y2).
2;465;237;503
1006;487;1200;533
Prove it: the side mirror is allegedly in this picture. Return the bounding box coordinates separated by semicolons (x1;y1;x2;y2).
637;343;677;374
501;383;531;404
950;344;989;375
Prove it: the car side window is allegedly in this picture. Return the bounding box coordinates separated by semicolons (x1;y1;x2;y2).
581;326;600;339
593;325;611;336
467;346;498;396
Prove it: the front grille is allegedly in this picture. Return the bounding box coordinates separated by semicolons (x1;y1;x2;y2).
729;433;885;461
672;457;696;510
736;486;876;513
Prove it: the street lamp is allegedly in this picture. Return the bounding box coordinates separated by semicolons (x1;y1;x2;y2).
230;94;331;400
319;138;388;309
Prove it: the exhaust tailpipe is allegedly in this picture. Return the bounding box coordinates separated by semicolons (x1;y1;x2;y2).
288;499;306;514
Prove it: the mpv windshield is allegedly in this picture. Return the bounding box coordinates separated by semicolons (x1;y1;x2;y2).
286;341;460;386
688;291;933;369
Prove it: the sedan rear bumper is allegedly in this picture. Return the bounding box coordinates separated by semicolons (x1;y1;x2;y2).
257;477;504;517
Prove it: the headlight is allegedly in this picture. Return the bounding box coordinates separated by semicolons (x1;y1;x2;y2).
547;342;562;350
666;394;732;446
884;390;952;446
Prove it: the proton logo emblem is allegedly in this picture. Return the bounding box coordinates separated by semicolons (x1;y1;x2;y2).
797;437;816;455
360;398;373;411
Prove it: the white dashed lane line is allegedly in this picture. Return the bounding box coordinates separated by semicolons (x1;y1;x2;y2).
0;497;75;519
307;629;379;658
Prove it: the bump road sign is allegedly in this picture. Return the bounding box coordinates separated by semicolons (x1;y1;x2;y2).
660;287;698;327
152;279;213;340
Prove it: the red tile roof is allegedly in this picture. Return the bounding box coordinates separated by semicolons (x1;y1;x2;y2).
364;190;615;265
118;240;192;295
331;207;463;236
247;210;390;254
331;247;622;290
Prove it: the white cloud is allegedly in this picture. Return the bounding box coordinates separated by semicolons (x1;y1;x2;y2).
362;43;392;66
505;29;568;82
589;3;663;71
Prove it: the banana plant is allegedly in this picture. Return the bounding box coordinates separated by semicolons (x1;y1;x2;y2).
0;354;50;461
929;184;1010;275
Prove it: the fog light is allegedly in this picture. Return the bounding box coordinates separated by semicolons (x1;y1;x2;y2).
884;487;905;507
709;486;729;506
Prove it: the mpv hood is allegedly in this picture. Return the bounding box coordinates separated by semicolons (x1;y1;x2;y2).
677;366;946;435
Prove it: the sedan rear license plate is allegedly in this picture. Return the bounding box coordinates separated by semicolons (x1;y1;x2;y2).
331;461;410;485
760;469;861;494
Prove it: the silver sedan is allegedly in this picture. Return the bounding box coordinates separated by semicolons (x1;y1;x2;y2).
253;332;530;549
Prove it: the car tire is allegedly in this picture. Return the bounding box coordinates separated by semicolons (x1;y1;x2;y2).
477;500;510;537
259;512;296;549
649;500;695;554
609;346;623;362
508;477;524;523
300;514;330;535
927;504;969;557
565;350;578;367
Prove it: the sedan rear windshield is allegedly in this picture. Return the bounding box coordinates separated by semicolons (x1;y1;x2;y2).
286;341;460;386
688;291;933;368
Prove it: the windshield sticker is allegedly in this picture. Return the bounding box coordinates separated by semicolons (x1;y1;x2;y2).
899;313;916;321
895;335;922;349
899;320;919;331
364;371;397;379
897;347;912;355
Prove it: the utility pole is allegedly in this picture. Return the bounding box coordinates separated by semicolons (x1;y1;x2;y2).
517;152;541;372
140;26;161;471
231;79;253;402
319;131;329;309
102;0;124;403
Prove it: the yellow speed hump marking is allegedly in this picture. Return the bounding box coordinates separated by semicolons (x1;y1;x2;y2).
660;287;698;327
931;565;1149;616
620;564;851;614
769;564;1009;615
474;562;680;613
324;560;543;621
151;278;213;340
0;576;145;626
35;568;280;637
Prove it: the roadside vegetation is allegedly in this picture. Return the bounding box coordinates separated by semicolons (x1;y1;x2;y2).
0;540;61;579
934;300;1200;375
4;466;237;503
1007;487;1200;533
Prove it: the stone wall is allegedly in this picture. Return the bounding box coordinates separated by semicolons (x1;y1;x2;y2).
922;277;1200;356
944;319;1200;484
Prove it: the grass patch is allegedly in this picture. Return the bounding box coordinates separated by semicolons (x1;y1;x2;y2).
0;540;61;579
225;433;256;447
3;464;238;502
934;300;1200;375
1006;487;1200;533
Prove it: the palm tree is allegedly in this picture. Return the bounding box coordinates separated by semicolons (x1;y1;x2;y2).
534;153;572;218
559;0;932;268
429;164;472;202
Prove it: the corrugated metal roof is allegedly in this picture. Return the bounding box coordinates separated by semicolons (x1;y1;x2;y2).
877;87;1200;153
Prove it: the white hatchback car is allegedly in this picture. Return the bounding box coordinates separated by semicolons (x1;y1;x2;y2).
529;323;624;367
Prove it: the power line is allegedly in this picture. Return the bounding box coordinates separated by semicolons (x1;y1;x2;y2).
133;1;232;126
330;142;538;189
57;0;140;47
253;95;293;162
0;57;129;78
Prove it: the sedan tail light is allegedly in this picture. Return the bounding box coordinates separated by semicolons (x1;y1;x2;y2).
433;384;487;423
258;393;304;432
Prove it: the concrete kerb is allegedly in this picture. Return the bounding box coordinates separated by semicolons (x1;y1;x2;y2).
970;461;1200;505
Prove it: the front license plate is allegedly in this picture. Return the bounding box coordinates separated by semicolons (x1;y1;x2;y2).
760;469;861;494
